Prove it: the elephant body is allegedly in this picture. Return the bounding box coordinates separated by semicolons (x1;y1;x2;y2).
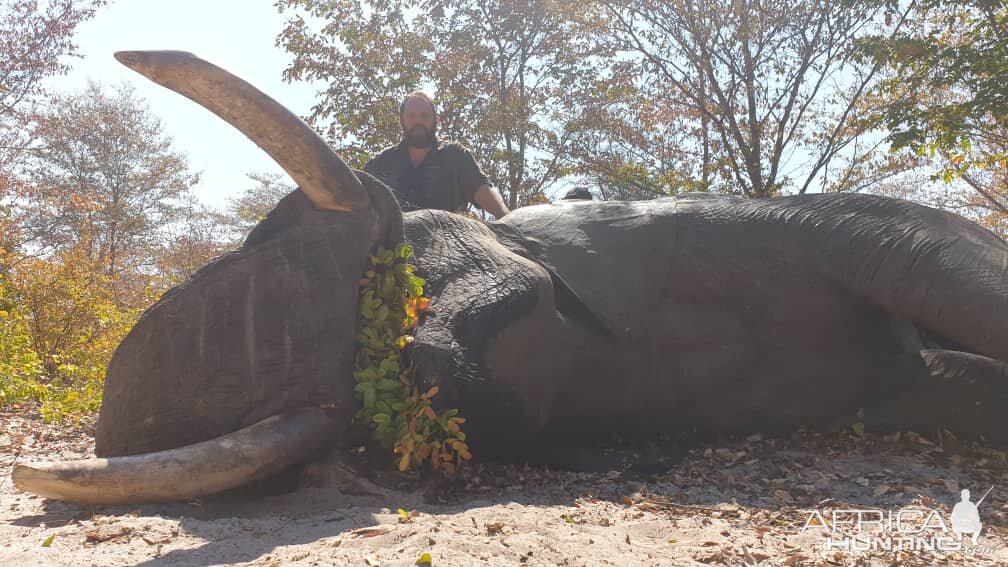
23;51;1005;506
97;188;1008;458
408;192;1008;452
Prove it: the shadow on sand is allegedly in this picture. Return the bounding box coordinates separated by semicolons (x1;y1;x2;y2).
12;429;1008;567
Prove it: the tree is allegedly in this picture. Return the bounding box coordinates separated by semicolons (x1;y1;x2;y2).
596;0;913;197
6;80;202;418
226;171;293;237
5;237;134;419
19;81;199;302
562;71;726;199
1;0;105;165
276;0;606;208
155;172;296;285
861;2;1007;227
0;1;123;421
1;0;106;269
872;164;1008;240
154;197;235;286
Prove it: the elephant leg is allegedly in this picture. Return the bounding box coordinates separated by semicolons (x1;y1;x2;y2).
864;349;1008;443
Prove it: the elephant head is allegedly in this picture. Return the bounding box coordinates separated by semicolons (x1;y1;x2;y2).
13;51;408;503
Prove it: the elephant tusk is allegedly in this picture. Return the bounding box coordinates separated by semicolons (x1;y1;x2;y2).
113;50;369;213
12;408;334;505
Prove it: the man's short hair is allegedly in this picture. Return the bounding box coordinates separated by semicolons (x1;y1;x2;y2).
399;91;437;118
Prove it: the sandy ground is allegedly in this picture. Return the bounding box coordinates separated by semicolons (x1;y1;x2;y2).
2;407;1008;566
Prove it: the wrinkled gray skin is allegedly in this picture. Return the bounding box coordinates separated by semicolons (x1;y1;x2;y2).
96;175;1008;460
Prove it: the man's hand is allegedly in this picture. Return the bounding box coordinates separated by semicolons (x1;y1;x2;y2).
472;184;510;219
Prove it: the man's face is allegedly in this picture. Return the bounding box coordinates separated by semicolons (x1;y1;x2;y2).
401;96;438;148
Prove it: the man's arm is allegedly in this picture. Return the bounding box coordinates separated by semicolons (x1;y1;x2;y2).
472;184;510;219
448;143;509;219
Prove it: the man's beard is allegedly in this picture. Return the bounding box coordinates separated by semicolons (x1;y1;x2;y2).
404;124;437;148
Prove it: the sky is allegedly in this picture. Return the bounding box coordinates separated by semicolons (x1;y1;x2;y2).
47;0;320;209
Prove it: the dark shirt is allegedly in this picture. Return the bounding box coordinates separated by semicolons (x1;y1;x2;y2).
364;139;490;212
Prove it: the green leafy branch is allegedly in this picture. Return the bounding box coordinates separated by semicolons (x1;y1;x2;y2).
354;243;471;475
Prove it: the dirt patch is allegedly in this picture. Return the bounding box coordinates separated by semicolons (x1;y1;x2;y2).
2;407;1007;566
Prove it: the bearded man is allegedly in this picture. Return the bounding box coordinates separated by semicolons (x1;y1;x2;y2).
364;91;510;219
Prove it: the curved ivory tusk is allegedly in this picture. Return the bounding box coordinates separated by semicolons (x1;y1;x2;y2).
12;408;334;505
114;50;368;212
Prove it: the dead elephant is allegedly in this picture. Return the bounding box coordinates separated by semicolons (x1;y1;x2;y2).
13;51;1008;505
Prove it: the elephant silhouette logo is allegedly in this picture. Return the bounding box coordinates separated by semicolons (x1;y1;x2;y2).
951;486;993;545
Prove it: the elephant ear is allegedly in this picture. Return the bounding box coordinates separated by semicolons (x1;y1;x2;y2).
795;194;1008;361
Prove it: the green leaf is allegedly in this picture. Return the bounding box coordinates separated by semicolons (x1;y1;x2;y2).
377;379;403;393
415;552;432;565
851;422;865;438
408;278;425;298
361;289;376;306
41;534;55;547
361;303;375;319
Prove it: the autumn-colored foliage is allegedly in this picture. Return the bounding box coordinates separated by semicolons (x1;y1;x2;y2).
0;7;221;420
0;1;115;420
1;0;107;179
354;244;470;476
3;242;139;421
0;274;47;408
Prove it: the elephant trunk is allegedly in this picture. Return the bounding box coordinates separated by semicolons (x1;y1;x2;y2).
780;195;1008;361
13;408;333;505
